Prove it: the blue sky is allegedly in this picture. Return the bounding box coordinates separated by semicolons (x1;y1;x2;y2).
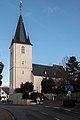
0;0;80;86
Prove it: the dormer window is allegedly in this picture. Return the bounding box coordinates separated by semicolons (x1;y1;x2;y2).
53;72;56;75
21;46;25;54
44;71;47;75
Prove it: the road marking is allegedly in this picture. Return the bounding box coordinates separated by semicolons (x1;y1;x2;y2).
53;107;60;109
31;109;35;110
32;109;48;116
30;102;36;105
54;117;60;120
39;111;48;116
64;108;71;112
45;106;50;108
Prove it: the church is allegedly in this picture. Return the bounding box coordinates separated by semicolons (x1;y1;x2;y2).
9;1;66;94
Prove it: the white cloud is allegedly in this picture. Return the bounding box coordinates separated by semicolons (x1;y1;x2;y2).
43;6;64;15
53;6;60;12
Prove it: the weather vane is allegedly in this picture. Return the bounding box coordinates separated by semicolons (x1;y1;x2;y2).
20;0;22;15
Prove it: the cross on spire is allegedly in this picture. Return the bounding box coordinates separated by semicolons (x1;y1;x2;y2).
20;0;22;15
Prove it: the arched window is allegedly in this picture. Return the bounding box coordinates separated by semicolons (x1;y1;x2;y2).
21;46;25;54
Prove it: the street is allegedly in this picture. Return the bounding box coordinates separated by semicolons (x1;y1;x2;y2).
0;103;80;120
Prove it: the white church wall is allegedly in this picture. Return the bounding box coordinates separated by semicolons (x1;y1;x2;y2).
14;44;32;88
15;44;32;69
10;44;15;94
33;76;43;93
16;68;33;88
10;43;32;92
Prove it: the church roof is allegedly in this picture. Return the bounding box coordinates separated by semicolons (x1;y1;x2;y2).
10;15;32;47
32;64;67;78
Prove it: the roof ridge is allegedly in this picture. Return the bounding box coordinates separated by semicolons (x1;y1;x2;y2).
32;63;52;68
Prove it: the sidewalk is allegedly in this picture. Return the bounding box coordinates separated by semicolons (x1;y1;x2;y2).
44;100;63;107
44;100;80;112
0;108;15;120
71;102;80;112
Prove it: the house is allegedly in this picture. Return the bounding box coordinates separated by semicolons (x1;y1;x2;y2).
1;87;9;102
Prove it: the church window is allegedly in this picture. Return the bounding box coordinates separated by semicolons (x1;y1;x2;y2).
53;72;56;76
22;71;24;74
21;46;25;54
44;71;47;75
22;61;24;65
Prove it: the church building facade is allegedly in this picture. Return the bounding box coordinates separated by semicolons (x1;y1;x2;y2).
9;4;67;94
10;15;33;94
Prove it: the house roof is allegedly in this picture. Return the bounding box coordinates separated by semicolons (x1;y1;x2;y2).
10;15;32;48
32;64;67;78
2;87;9;95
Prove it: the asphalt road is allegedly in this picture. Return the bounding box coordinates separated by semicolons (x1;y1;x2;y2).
0;104;80;120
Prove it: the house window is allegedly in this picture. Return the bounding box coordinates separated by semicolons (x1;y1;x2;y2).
1;92;4;94
21;46;25;54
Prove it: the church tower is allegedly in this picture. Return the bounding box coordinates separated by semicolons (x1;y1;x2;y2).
9;1;32;94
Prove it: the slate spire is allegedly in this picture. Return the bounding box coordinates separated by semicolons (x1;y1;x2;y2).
10;0;32;47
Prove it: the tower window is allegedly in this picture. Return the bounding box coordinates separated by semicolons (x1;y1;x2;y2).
22;61;24;65
21;46;25;54
22;71;24;74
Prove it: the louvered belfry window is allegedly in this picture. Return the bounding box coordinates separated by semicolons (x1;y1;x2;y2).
21;46;25;54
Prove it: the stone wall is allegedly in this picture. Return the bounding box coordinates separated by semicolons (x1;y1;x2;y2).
9;93;31;104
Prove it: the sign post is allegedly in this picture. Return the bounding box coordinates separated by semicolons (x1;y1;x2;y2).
65;85;74;97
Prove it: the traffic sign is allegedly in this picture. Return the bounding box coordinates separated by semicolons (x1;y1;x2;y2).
65;85;74;91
